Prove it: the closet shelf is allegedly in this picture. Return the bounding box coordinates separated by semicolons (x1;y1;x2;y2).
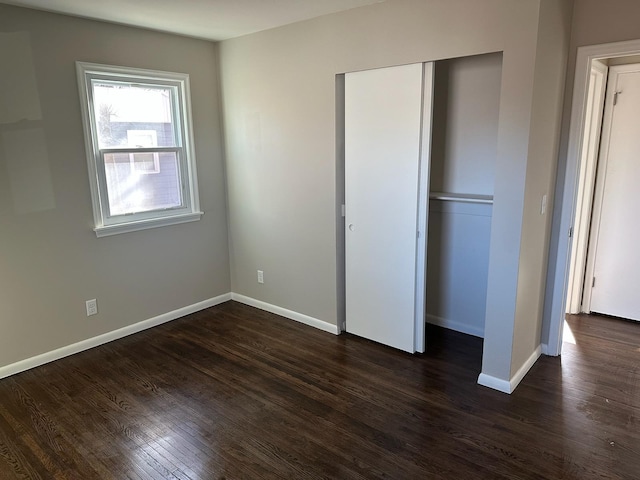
429;192;494;204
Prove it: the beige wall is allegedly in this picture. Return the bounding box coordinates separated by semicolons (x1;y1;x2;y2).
511;0;574;374
220;0;571;383
571;0;640;48
0;5;230;369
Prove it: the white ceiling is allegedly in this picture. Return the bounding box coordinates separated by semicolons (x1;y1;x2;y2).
0;0;384;41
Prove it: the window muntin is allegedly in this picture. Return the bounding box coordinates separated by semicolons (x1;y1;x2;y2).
127;130;161;174
77;63;201;236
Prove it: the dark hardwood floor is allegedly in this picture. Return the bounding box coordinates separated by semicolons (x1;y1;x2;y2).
0;303;638;479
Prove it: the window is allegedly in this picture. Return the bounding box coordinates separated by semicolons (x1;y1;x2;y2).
76;62;202;237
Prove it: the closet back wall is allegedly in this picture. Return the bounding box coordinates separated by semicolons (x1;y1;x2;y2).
426;53;503;338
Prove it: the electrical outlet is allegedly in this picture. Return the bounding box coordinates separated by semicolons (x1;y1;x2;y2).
86;299;98;316
257;270;264;284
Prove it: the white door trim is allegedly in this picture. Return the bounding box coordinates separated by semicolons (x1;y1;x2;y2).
565;61;607;314
414;62;434;353
545;38;640;356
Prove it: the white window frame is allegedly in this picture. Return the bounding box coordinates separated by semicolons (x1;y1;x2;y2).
76;62;202;237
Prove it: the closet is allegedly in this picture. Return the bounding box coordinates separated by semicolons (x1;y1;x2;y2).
344;52;502;351
426;52;502;339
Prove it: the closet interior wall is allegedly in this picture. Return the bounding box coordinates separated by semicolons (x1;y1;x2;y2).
426;52;503;338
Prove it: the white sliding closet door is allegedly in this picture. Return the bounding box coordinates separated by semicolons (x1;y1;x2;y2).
345;62;433;353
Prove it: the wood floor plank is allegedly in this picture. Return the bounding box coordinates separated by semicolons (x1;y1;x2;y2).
0;302;639;479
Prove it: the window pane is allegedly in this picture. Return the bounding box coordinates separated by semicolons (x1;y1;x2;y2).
92;81;177;148
104;151;183;216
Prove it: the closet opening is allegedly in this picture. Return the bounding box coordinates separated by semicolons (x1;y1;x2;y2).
337;51;503;367
426;52;502;358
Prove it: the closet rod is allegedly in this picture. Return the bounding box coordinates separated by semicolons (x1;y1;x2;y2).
429;192;494;205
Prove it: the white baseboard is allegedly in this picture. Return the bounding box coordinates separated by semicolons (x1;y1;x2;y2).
478;345;542;394
231;293;339;335
477;373;512;394
509;345;542;392
426;314;484;338
0;293;231;380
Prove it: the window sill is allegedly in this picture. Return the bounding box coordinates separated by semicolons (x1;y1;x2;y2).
94;211;204;237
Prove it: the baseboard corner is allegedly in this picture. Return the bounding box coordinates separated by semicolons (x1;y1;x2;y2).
426;313;484;338
477;373;512;394
478;345;542;395
230;293;339;335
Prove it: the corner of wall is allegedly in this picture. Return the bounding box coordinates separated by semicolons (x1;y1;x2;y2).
478;344;542;394
230;293;339;335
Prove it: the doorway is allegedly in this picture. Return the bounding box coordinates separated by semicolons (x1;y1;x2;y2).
546;39;640;355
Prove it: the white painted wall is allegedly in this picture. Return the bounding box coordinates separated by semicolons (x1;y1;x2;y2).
220;0;573;388
0;5;230;370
